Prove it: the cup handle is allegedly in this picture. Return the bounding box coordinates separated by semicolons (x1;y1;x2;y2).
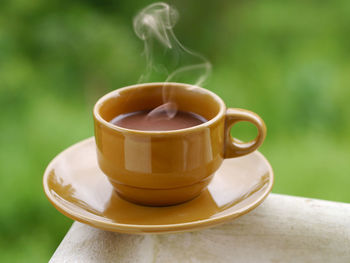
224;108;266;158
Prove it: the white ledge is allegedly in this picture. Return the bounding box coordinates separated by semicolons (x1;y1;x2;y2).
49;193;350;263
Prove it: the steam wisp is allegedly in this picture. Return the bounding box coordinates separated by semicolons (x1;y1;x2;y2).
133;2;211;119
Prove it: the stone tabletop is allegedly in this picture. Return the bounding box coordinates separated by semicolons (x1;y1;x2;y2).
50;193;350;263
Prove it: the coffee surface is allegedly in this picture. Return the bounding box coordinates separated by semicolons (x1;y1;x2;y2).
110;110;207;131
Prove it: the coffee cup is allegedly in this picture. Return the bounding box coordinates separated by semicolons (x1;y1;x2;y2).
93;82;266;206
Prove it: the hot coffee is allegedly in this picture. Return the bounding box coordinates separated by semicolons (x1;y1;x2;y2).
110;110;207;131
95;83;266;206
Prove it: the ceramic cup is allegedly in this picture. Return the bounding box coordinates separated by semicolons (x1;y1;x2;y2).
93;82;266;206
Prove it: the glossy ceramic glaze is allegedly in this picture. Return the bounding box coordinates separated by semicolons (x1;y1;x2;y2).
43;138;274;234
93;83;266;205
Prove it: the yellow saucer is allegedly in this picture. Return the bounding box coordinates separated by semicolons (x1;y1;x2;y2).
43;137;274;234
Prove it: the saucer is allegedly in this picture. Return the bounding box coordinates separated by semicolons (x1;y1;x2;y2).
43;137;274;234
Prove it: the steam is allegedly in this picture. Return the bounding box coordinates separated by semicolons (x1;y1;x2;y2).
133;2;211;119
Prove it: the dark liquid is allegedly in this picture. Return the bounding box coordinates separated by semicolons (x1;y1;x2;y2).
110;110;207;131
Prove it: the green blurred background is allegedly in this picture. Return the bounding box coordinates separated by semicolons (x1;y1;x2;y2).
1;0;350;261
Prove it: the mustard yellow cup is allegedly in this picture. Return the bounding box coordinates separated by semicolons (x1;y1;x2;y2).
93;83;266;206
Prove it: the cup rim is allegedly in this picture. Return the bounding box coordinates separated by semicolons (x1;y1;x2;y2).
93;82;226;135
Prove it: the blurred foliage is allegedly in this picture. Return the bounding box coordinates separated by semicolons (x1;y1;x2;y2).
1;0;350;261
